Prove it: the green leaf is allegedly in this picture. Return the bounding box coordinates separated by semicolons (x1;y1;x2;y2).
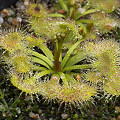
76;19;93;24
74;9;98;20
38;43;54;61
60;39;84;70
32;66;47;71
48;14;66;18
62;64;93;72
59;0;68;13
28;50;54;69
65;51;87;66
70;7;74;18
33;70;55;80
32;57;51;69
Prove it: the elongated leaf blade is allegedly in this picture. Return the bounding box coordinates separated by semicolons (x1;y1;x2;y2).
76;19;93;24
32;57;50;69
34;70;55;80
59;0;68;13
28;50;54;69
48;14;66;18
70;7;74;18
62;64;93;72
32;66;47;71
38;43;54;61
65;51;87;66
60;39;84;70
74;9;98;20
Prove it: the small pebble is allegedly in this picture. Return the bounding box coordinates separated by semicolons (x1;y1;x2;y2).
0;17;4;23
17;17;22;22
58;9;67;14
16;107;21;114
61;113;68;119
16;1;20;7
33;114;39;119
8;10;15;16
2;112;7;117
8;17;13;23
1;13;6;17
24;1;29;6
20;5;25;10
29;111;35;118
38;109;43;114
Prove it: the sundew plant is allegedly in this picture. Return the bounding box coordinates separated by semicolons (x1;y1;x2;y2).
0;0;120;107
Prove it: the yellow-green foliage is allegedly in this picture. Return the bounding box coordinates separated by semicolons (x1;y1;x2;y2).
26;3;82;41
88;0;119;13
104;72;120;96
85;72;102;83
55;82;96;104
0;32;25;53
26;4;50;37
90;12;120;34
11;72;39;93
10;71;96;104
0;31;36;73
85;40;120;95
85;40;119;75
25;35;44;48
11;53;31;73
42;76;96;104
29;17;82;41
0;1;120;107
